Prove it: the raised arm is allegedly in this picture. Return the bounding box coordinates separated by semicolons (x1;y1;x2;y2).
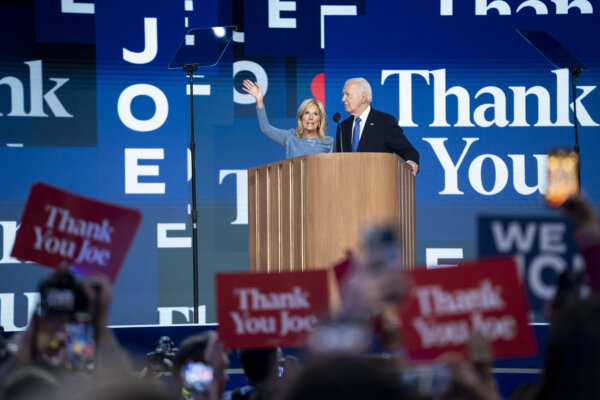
242;79;291;147
242;79;264;108
561;195;600;293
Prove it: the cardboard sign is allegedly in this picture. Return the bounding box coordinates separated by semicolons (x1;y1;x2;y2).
11;182;142;283
216;270;330;349
400;258;536;360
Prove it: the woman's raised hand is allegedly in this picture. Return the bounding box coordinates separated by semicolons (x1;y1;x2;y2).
242;79;264;108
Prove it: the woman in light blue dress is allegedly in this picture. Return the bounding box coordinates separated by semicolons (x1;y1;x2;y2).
242;80;334;159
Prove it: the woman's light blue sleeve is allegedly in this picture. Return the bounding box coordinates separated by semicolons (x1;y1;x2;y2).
256;107;291;147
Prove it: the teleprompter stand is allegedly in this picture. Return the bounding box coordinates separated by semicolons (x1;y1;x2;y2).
517;29;588;190
169;27;236;323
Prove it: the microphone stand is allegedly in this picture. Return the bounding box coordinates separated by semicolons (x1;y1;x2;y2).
184;63;200;324
516;29;587;192
334;113;343;152
169;27;236;325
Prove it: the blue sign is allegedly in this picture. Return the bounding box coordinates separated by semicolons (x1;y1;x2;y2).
479;216;581;319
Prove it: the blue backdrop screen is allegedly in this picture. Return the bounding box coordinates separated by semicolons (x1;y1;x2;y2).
1;0;599;329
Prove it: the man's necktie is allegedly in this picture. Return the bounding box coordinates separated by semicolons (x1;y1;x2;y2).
352;117;361;152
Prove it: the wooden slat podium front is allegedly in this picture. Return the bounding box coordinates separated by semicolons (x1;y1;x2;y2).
248;153;415;272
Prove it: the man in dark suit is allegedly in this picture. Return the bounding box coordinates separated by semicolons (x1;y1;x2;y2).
336;78;419;176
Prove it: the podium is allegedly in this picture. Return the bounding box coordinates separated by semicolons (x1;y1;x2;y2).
248;153;415;272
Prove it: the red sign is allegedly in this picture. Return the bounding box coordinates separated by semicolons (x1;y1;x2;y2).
11;182;142;283
216;270;330;349
400;258;537;360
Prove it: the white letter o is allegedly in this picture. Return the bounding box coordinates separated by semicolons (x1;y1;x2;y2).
118;84;168;132
469;154;509;195
233;61;268;105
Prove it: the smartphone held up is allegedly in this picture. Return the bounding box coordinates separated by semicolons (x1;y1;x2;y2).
182;362;214;394
65;321;96;371
545;149;579;207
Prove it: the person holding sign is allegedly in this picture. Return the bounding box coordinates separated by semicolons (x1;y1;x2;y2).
242;80;334;159
3;268;131;396
560;194;600;294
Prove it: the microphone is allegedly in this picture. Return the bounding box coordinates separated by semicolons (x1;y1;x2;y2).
333;113;342;152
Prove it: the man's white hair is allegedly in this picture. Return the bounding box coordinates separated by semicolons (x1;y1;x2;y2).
345;77;372;103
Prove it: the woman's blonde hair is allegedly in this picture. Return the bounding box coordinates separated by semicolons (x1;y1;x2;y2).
295;98;328;140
